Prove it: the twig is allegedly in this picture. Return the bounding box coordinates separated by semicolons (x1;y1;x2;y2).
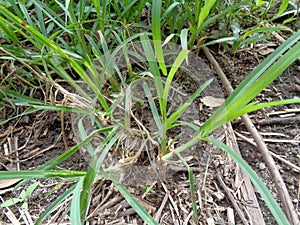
216;173;249;225
203;46;300;225
235;131;300;173
225;123;265;225
154;188;169;222
259;116;300;126
161;182;180;220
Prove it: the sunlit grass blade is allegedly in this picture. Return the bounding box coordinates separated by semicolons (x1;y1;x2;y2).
152;0;167;75
162;49;189;120
140;34;164;108
38;127;114;170
142;81;163;137
0;170;85;180
201;30;300;135
278;0;289;16
71;178;84;224
197;0;217;28
0;18;19;44
234;98;300;118
79;129;122;223
124;83;133;129
166;78;213;129
102;169;159;225
180;28;189;52
34;184;76;225
203;136;290;225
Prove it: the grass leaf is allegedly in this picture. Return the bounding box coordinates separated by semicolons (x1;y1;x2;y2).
203;136;290;225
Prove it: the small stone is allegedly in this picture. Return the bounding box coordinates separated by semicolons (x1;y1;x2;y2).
213;191;225;201
259;163;266;170
290;148;298;154
289;129;298;136
21;115;30;124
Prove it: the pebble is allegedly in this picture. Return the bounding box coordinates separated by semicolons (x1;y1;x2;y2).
289;129;298;136
259;163;266;170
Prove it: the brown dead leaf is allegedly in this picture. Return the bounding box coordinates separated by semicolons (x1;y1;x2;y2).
201;96;225;107
0;179;22;190
258;48;274;56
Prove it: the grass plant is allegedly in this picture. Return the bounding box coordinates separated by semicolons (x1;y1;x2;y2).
0;1;299;224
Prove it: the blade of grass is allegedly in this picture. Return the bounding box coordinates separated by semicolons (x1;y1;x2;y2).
176;153;198;223
162;49;189;121
166;78;213;128
34;184;76;225
0;18;19;44
0;170;85;180
142;81;163;137
197;0;217;28
203;136;290;225
200;30;300;135
140;34;164;109
233;98;300;118
70;178;84;225
79;129;122;223
101;169;159;225
152;0;167;75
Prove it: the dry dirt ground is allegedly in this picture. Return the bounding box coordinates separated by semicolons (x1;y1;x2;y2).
0;36;299;224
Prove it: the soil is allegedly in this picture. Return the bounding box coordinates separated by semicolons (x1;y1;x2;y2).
0;38;299;224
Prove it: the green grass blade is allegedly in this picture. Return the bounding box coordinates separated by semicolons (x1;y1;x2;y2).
180;28;189;52
242;26;286;39
79;129;122;223
197;0;217;28
278;0;289;16
0;18;19;44
203;136;290;225
142;81;163;136
140;34;164;108
201;30;300;135
34;184;76;225
176;153;198;223
162;49;189;120
79;166;95;224
31;0;72;34
0;170;85;180
71;178;84;225
18;1;35;28
38;127;113;170
102;170;159;225
161;2;181;20
166;78;213;128
0;107;41;126
95;129;123;170
152;0;167;75
236;98;300;117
